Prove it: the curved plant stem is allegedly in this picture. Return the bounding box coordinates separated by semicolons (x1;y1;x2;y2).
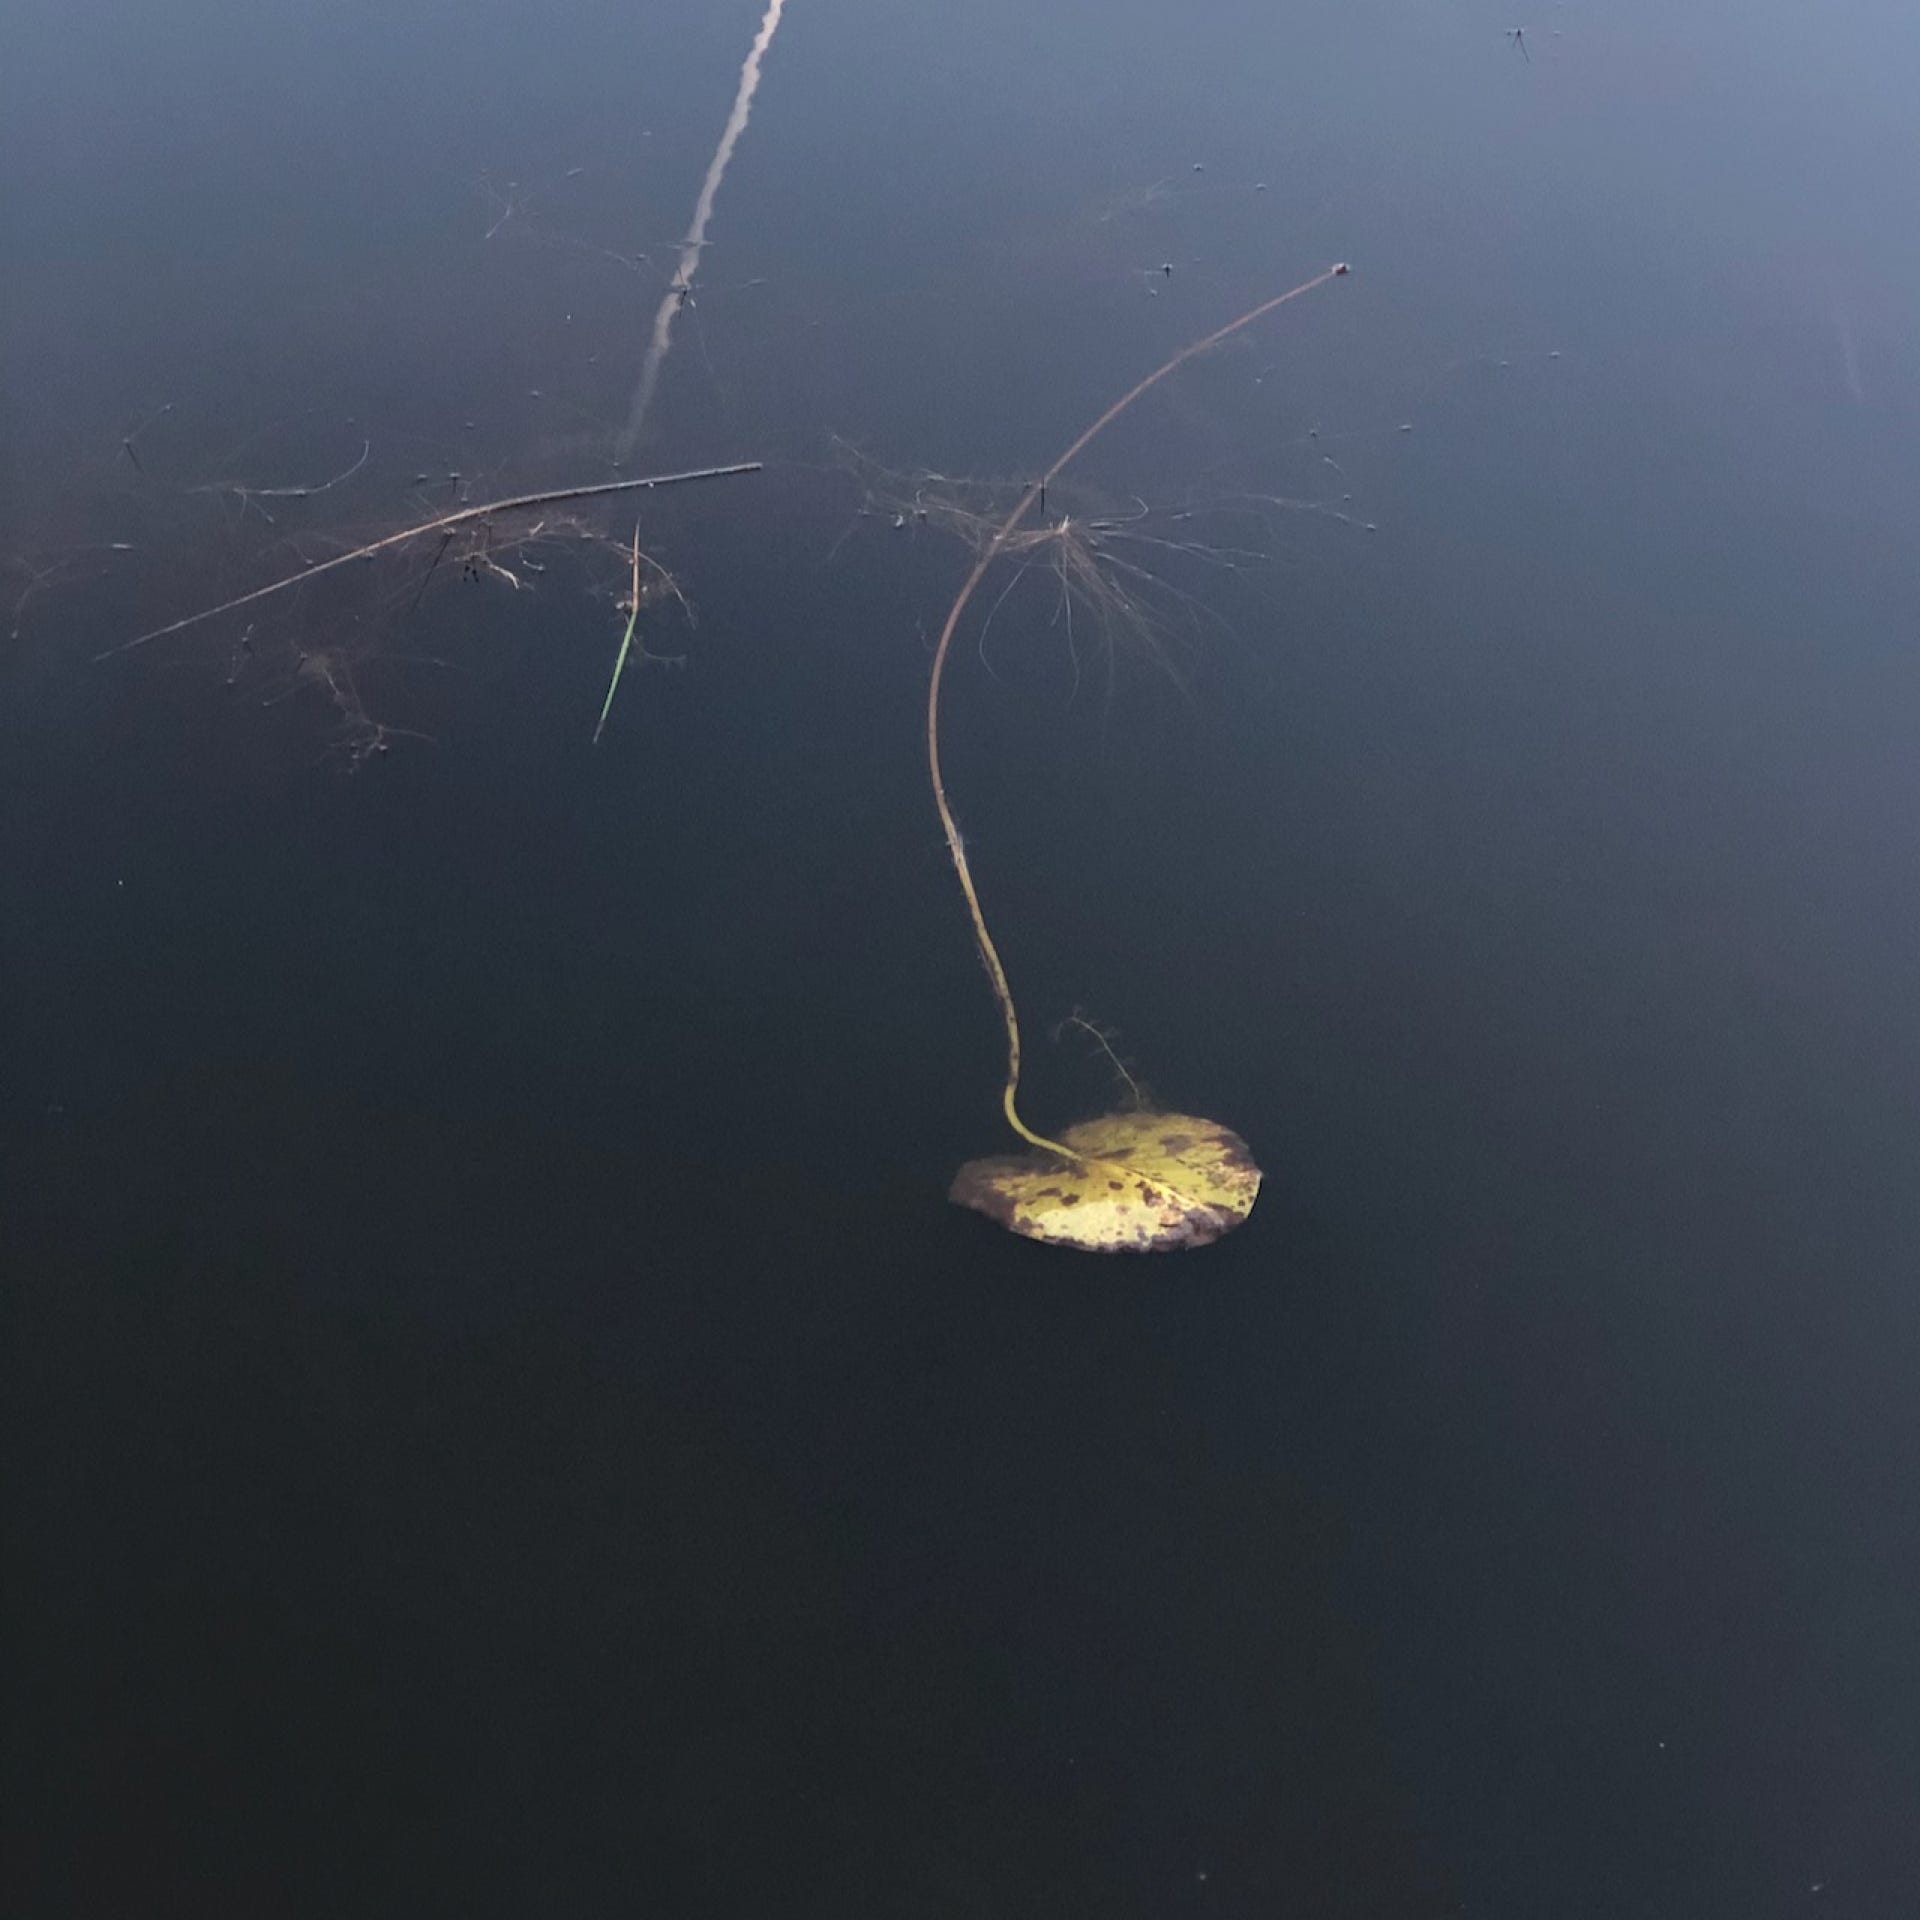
96;462;761;661
925;263;1350;1156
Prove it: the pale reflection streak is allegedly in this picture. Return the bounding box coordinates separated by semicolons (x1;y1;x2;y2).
619;0;788;456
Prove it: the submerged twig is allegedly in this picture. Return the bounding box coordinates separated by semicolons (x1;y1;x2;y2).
1056;1008;1150;1112
97;461;762;660
191;438;372;509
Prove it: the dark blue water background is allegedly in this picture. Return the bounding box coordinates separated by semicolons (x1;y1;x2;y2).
6;1;1920;1912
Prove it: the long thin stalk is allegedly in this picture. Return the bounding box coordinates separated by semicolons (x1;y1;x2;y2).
925;264;1350;1156
97;461;762;660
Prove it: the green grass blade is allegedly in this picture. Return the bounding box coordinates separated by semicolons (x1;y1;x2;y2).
591;598;642;745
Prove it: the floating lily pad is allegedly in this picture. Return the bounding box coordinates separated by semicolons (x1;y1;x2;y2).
949;1110;1260;1252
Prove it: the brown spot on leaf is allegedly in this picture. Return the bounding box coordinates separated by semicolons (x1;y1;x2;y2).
1214;1132;1258;1172
948;1157;1023;1229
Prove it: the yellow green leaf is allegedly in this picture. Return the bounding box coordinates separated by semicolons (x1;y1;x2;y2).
949;1109;1260;1253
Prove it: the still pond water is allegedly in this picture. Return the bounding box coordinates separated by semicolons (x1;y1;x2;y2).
5;0;1920;1912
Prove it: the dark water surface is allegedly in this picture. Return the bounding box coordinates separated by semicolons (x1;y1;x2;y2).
7;1;1920;1913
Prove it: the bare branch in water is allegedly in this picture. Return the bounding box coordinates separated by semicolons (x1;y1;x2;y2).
96;461;763;660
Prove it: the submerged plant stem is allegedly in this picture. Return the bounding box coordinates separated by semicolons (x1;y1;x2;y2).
925;264;1351;1156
